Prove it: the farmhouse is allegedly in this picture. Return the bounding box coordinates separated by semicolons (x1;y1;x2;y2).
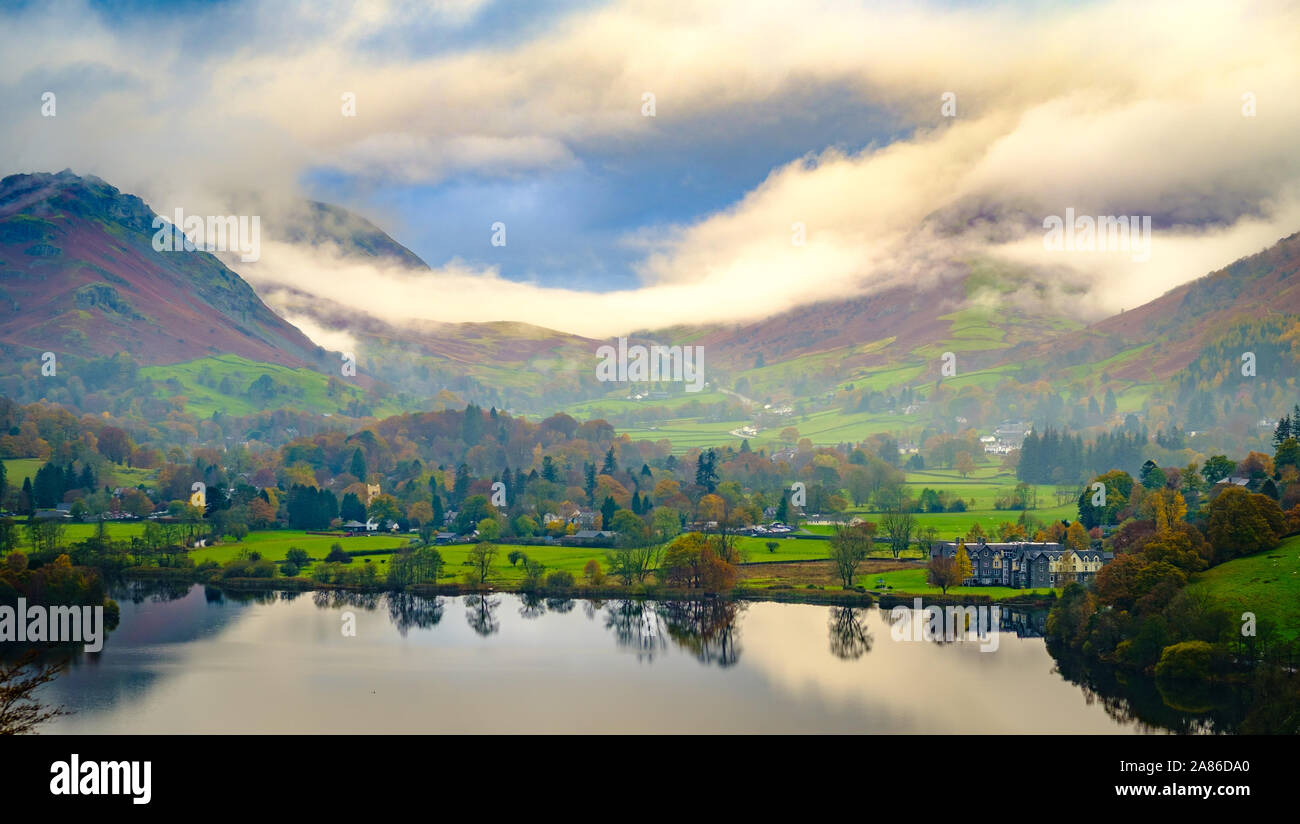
560;529;616;547
929;538;1112;589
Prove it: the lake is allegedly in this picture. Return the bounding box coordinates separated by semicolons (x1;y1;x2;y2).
41;584;1156;734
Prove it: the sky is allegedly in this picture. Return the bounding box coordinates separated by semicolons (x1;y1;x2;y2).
3;0;1300;341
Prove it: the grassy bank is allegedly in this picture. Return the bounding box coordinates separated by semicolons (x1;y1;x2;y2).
1187;534;1300;641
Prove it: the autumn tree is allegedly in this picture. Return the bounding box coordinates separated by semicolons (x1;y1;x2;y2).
928;555;960;594
1205;487;1284;563
954;544;973;583
954;451;975;479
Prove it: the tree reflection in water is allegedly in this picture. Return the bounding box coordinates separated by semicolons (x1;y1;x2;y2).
603;599;667;662
311;590;381;611
386;592;444;636
463;594;501;637
518;593;547;620
545;597;575;613
115;579;194;604
828;607;873;660
658;598;745;667
1048;645;1240;734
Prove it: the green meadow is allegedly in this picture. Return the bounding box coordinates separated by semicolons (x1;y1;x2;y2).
2;458;45;489
864;566;1054;598
1187;534;1300;641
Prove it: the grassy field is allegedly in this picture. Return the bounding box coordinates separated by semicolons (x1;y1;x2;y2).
10;520;146;549
866;566;1054;598
20;517;1074;597
187;531;836;582
2;458;44;488
3;458;156;491
188;530;414;565
1187;534;1300;641
136;354;417;419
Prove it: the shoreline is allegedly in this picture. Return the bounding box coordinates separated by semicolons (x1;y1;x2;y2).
120;567;1056;609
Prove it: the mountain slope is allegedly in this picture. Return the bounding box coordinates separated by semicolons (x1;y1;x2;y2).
0;170;325;368
1017;230;1300;382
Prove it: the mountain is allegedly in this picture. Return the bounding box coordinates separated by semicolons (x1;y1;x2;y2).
1009;231;1300;384
0;170;325;368
2;168;1296;449
274;200;430;270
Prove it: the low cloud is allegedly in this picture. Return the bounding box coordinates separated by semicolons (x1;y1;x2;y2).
4;0;1300;342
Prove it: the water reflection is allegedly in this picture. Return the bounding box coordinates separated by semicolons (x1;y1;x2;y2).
464;594;501;637
1049;644;1243;734
518;593;547;620
388;592;444;635
828;607;873;661
659;599;744;667
33;586;1213;733
604;599;667;661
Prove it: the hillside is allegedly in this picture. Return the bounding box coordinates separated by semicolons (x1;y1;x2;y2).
0;170;326;368
1015;231;1300;383
1188;534;1300;641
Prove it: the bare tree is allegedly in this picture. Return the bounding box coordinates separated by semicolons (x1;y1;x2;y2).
0;651;68;734
880;507;916;559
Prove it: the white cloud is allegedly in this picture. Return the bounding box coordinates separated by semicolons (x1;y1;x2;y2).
4;0;1300;339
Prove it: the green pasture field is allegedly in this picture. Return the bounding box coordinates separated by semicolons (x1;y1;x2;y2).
1187;534;1300;641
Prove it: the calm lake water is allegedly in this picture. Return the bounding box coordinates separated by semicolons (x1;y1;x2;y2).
42;584;1153;734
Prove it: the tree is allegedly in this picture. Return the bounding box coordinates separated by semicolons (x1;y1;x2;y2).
660;532;736;591
348;447;369;478
650;507;681;544
522;557;547;590
0;519;17;554
829;521;875;589
599;495;618;530
453;495;494;534
583;559;604;585
609;509;647;541
27;519;65;555
954;451;975;479
476;518;501;540
1201;455;1236;485
879;508;915;559
387;546;445;588
366;494;401;526
340;492;366;523
1139;460;1167;490
953;544;973;583
1206;487;1284;563
1064;521;1091;552
927;556;960;594
466;542;498;585
0;651;68;734
1146;489;1187;534
1275;437;1300;472
1078;470;1133;529
694;449;719;493
97;426;132;464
